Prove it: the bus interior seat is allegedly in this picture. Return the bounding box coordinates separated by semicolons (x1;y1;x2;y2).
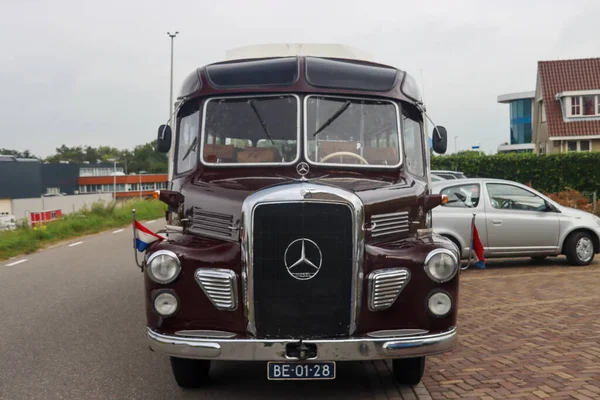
236;147;281;163
203;144;236;163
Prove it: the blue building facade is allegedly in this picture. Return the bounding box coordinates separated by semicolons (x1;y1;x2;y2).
497;91;535;153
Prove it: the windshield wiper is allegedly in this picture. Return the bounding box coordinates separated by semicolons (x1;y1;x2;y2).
181;136;197;161
312;100;351;136
248;99;274;145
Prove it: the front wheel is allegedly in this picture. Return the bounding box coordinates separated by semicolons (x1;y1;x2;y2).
391;357;425;386
170;357;211;388
565;232;595;266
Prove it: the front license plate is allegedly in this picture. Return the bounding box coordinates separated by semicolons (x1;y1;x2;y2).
267;361;336;380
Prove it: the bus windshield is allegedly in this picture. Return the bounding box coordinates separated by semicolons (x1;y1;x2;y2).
201;95;299;165
305;96;401;167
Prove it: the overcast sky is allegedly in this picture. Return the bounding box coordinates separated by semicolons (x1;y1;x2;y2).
1;0;598;157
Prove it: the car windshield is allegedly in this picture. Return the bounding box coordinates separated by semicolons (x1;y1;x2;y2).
201;95;299;165
305;96;400;167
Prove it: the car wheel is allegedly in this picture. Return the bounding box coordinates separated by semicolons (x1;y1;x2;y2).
391;357;425;386
442;235;462;258
170;357;211;388
565;232;595;266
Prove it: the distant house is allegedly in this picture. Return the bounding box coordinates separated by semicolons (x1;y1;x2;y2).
497;91;535;153
532;57;600;154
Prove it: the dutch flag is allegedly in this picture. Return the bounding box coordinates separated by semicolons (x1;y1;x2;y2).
471;217;486;270
134;220;165;252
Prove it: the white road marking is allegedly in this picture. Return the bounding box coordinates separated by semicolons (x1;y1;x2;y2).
6;259;28;267
113;229;124;234
147;220;156;224
69;241;84;247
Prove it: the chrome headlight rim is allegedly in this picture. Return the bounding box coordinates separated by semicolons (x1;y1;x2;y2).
426;289;453;318
424;248;458;283
151;289;180;317
146;249;181;284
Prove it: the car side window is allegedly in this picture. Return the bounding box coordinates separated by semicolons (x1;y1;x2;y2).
440;184;480;208
486;183;546;211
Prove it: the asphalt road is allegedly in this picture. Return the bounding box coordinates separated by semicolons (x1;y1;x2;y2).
3;224;594;400
0;224;401;400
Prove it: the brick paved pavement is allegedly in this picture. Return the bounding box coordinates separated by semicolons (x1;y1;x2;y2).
422;256;600;400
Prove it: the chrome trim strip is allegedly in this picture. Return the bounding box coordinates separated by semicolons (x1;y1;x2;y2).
147;327;457;361
303;94;403;169
174;330;237;339
241;182;364;336
371;211;408;219
194;268;239;311
366;329;429;338
199;94;301;167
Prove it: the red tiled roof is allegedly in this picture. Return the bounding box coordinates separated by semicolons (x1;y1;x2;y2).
538;57;600;137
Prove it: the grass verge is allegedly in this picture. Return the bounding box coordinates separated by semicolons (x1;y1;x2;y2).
0;199;166;261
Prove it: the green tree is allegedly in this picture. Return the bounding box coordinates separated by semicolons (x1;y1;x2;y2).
0;148;38;159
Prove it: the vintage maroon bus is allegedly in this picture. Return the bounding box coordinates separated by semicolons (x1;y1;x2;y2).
144;44;458;388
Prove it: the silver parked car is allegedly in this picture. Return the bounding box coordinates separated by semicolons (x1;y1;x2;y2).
431;178;600;266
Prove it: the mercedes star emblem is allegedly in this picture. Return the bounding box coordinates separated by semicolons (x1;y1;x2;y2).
284;238;322;281
296;162;310;176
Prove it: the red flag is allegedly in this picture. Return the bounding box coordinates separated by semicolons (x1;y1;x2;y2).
472;222;486;263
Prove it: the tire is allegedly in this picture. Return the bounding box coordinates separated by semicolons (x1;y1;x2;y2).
564;232;595;266
170;357;211;388
392;357;425;386
442;235;462;259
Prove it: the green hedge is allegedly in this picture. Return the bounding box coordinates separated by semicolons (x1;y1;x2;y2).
431;152;600;193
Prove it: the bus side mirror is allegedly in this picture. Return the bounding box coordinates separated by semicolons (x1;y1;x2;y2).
157;125;172;153
432;126;448;154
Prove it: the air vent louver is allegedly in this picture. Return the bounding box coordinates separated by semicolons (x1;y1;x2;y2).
194;268;238;311
367;268;410;311
370;211;410;237
191;207;235;238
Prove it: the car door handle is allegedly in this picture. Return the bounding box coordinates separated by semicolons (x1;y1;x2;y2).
492;219;502;225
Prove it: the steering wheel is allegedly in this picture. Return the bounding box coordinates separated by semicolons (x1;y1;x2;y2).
321;151;369;165
501;199;514;209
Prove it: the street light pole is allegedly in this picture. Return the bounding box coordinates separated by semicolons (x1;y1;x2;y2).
138;171;147;200
167;31;179;123
108;158;118;201
113;160;116;201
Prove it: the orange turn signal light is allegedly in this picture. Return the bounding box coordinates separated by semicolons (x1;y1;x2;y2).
153;190;160;199
442;195;449;204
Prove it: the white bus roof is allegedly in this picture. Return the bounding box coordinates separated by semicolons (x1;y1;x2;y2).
225;43;375;62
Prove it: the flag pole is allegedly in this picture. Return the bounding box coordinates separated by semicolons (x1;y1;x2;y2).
132;209;143;271
462;213;476;271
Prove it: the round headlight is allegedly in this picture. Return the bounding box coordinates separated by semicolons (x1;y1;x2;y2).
428;291;452;317
147;250;181;284
154;292;179;316
424;249;458;283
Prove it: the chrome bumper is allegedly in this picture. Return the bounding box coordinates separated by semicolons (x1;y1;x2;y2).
146;327;457;361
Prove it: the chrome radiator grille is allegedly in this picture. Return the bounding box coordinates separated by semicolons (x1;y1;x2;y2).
367;268;410;311
370;211;409;237
194;268;238;311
